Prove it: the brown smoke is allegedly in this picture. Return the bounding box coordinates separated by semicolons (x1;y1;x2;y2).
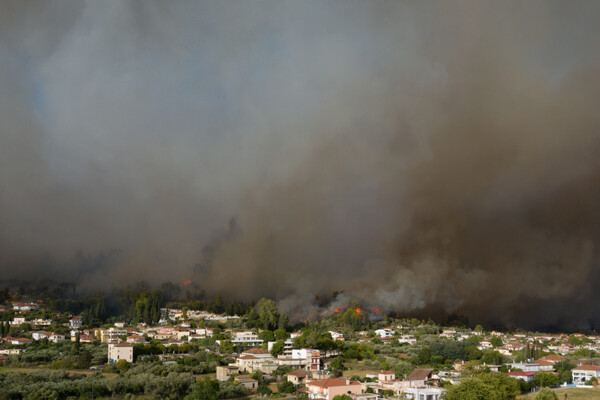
1;1;599;329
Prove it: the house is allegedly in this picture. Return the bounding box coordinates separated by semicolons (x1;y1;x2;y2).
76;334;98;343
237;355;261;372
69;317;83;329
401;387;445;400
478;340;492;350
505;371;535;382
328;331;345;341
288;369;309;385
12;302;39;312
232;331;263;346
32;331;51;341
509;363;541;372
572;365;600;385
398;335;417;345
375;328;395;338
536;355;565;365
10;317;26;326
101;328;128;343
406;369;434;387
32;318;52;326
235;375;258;390
378;371;395;382
108;343;134;363
3;337;32;345
48;333;66;343
291;348;321;370
306;378;363;400
216;365;239;381
126;334;147;344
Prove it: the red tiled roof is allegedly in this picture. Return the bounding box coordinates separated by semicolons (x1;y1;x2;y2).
506;371;535;376
574;365;600;371
238;355;258;360
243;348;269;354
289;369;308;378
407;368;433;380
308;378;360;388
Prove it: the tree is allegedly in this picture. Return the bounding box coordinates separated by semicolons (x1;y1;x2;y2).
333;395;353;400
491;337;503;348
258;330;275;342
186;377;219;400
115;359;130;373
256;298;279;330
257;384;272;396
270;340;285;357
274;328;287;340
534;388;558;400
278;313;289;331
535;372;559;388
278;379;296;394
474;325;484;332
442;373;520;400
220;339;234;354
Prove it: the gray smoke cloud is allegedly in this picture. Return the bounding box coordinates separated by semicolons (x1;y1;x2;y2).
1;1;600;329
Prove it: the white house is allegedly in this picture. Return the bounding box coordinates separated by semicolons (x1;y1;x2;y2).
375;328;395;338
108;342;134;363
572;365;600;385
401;387;445;400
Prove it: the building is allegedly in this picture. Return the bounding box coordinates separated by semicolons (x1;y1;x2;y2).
505;371;535;382
405;369;434;388
401;387;445;400
572;365;600;385
288;369;309;386
378;370;395;382
101;328;128;343
108;343;134;363
234;375;258;390
69;317;83;329
217;365;239;381
306;378;363;400
291;348;321;370
232;331;263;346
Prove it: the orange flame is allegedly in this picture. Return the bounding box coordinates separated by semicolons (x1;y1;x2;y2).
183;279;192;286
355;308;362;314
334;306;346;313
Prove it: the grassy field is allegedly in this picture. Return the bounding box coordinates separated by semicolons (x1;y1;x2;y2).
0;365;118;378
518;387;600;399
342;360;379;378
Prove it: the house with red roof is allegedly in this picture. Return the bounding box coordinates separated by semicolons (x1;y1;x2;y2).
572;365;600;385
306;378;363;400
505;371;535;382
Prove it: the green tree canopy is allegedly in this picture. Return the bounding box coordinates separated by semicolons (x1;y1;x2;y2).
533;388;558;400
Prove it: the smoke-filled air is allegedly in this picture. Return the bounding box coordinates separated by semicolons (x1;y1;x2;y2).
1;1;599;330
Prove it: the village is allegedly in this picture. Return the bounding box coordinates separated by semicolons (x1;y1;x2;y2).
2;296;600;400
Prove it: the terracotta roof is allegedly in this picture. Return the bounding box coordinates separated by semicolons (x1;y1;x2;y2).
111;343;133;348
380;370;394;375
308;378;360;388
574;365;600;371
407;368;433;380
243;348;269;354
235;376;257;382
288;369;308;378
238;355;258;360
540;355;564;361
506;371;535;376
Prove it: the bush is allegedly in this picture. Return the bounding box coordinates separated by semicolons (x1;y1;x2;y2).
534;388;558;400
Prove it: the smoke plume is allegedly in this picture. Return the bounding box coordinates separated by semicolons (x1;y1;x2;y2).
1;1;599;329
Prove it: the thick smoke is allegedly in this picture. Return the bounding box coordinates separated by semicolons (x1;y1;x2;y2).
1;1;599;329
